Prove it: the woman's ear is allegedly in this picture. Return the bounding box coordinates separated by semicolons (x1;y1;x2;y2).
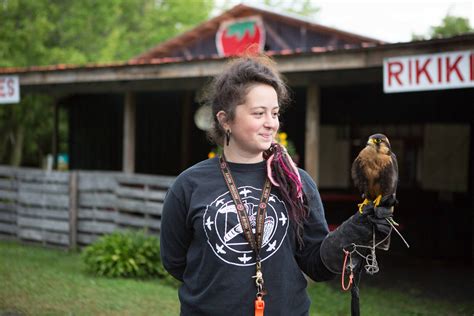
216;110;229;130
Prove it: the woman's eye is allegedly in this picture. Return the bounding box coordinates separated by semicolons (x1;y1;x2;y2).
253;112;264;116
272;112;280;117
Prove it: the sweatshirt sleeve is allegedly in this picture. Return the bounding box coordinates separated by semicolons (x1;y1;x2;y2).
160;187;192;282
295;170;337;282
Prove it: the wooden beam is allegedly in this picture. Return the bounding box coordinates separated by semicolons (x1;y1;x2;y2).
181;47;193;60
299;26;307;51
123;92;136;174
305;84;320;182
180;91;193;170
265;22;290;50
68;171;78;250
22;77;209;94
52;99;59;170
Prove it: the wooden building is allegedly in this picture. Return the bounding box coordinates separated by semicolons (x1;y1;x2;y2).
1;4;473;263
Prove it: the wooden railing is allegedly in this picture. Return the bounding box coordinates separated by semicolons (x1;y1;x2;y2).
0;166;175;249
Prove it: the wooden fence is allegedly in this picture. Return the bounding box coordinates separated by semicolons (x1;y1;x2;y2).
0;166;175;249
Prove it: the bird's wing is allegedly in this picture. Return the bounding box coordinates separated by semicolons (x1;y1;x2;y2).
391;152;399;197
378;152;398;198
351;155;368;198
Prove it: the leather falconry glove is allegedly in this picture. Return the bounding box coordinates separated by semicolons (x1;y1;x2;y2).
319;196;396;274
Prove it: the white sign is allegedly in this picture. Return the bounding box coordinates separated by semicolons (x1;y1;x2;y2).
0;75;20;104
384;50;474;93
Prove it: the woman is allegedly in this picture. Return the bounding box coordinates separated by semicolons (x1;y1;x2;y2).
160;56;392;315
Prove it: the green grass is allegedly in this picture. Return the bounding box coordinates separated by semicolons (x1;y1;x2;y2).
308;280;472;316
0;240;179;315
1;240;472;315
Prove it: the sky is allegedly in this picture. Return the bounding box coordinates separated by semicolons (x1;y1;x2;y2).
218;0;473;43
315;0;473;43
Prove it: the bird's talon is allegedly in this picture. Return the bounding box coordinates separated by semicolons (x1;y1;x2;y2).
374;195;382;207
358;198;370;213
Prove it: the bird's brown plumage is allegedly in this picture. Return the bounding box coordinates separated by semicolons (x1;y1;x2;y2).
351;134;398;207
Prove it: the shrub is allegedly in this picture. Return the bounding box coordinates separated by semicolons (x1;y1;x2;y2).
82;230;169;279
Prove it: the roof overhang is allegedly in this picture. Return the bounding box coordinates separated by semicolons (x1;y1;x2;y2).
2;34;473;94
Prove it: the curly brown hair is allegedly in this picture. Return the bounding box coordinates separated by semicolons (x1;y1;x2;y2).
200;55;290;146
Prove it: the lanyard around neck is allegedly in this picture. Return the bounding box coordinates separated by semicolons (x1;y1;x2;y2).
218;155;272;256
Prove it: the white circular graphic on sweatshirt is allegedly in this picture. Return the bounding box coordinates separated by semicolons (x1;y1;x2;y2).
203;186;289;266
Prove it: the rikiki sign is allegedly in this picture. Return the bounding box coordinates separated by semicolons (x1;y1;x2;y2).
0;75;20;104
383;50;474;93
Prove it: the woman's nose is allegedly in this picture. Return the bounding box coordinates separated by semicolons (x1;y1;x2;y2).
264;113;278;129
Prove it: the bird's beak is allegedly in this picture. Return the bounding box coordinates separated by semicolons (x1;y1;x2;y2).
367;139;375;146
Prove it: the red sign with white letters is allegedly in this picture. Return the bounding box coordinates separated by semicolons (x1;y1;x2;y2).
383;50;474;93
0;76;20;104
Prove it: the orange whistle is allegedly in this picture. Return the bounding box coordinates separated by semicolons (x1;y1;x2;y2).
255;297;265;316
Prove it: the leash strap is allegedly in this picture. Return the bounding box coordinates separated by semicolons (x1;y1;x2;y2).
350;264;362;316
219;155;272;316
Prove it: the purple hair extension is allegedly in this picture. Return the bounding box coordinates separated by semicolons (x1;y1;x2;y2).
264;143;309;247
277;156;303;201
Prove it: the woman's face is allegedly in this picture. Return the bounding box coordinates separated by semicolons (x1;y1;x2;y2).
225;84;280;159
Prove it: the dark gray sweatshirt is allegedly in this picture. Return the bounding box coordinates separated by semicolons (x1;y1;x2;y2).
160;158;335;316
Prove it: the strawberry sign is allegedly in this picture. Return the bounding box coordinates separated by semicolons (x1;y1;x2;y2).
216;16;265;57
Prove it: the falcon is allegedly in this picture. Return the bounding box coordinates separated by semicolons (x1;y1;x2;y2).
351;133;398;212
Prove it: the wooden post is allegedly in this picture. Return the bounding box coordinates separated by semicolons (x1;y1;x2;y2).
305;84;321;183
52;99;59;170
69;171;78;251
180;91;192;170
123;92;136;174
300;26;307;52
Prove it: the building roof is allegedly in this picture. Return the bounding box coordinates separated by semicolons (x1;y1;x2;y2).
0;34;472;83
132;3;385;61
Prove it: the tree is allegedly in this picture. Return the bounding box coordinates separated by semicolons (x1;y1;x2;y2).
0;95;58;167
0;0;213;166
412;13;473;40
215;0;319;18
429;14;473;38
262;0;319;17
0;0;214;66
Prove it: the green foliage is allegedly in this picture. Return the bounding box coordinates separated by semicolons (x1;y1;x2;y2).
0;0;214;66
263;0;319;17
217;0;319;18
412;13;473;40
429;14;473;38
82;230;169;280
0;95;68;166
0;0;213;167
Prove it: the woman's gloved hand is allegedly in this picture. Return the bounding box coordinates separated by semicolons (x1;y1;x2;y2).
319;196;395;274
